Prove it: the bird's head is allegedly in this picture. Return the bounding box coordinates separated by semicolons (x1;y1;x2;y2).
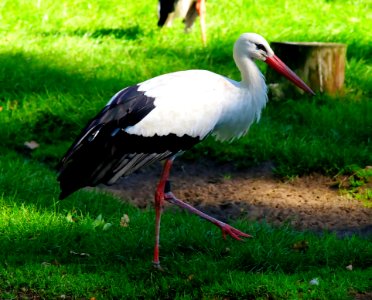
234;33;315;95
234;33;274;61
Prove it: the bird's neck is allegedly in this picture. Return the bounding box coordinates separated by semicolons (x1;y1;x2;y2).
233;53;268;125
234;55;265;92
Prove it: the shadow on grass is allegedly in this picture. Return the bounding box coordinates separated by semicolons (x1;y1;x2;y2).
40;25;144;40
0;51;123;151
73;26;144;40
0;52;122;98
0;32;237;98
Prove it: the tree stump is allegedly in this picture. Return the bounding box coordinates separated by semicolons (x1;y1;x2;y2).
266;42;347;99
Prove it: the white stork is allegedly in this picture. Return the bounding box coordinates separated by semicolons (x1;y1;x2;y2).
158;0;207;45
58;33;314;268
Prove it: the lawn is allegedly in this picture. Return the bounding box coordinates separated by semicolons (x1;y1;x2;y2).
0;0;371;299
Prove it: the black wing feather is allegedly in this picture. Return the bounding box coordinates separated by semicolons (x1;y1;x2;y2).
57;84;199;200
158;0;178;27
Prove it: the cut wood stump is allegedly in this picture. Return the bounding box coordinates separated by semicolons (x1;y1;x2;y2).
266;42;347;99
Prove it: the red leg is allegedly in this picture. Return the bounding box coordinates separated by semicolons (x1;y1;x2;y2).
196;0;207;46
153;158;251;268
164;191;252;240
153;159;174;268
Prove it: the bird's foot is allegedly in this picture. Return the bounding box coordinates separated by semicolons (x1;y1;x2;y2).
219;223;252;241
153;262;164;271
153;262;168;273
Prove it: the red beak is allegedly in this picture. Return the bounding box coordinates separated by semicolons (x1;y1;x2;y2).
265;55;315;95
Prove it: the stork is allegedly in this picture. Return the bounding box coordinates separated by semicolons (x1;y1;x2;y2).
158;0;207;45
57;33;314;268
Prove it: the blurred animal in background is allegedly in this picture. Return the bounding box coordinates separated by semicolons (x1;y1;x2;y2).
158;0;207;45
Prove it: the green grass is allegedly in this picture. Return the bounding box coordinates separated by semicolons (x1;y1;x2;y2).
1;152;371;299
0;0;371;298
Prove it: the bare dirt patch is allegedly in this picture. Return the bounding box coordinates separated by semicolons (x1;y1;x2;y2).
105;159;372;237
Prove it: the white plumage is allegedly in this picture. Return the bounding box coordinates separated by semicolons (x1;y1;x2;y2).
125;69;266;141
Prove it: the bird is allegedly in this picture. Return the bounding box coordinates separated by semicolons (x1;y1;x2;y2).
57;33;314;268
157;0;207;45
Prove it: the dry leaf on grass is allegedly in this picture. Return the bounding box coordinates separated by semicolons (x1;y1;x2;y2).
292;240;309;252
309;278;319;285
120;214;130;227
24;140;40;150
70;250;90;257
346;264;353;271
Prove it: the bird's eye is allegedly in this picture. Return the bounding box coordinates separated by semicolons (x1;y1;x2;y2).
256;43;267;52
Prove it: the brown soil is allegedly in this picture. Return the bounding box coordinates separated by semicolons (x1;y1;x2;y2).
105;159;372;237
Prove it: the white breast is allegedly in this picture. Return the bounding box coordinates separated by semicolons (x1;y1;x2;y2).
174;0;194;18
